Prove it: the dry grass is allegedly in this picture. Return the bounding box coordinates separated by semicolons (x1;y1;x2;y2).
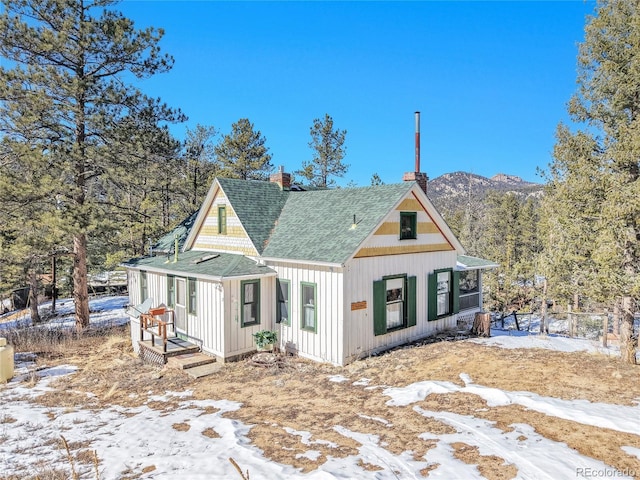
5;328;640;479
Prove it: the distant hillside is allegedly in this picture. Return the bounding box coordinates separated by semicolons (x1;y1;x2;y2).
427;171;543;214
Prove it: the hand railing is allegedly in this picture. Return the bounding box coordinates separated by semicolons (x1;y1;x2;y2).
139;307;175;353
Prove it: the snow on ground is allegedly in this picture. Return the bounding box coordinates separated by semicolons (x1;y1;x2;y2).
469;328;620;356
1;298;639;479
0;295;129;330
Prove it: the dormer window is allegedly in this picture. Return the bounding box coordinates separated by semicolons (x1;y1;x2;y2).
218;205;227;234
399;212;417;240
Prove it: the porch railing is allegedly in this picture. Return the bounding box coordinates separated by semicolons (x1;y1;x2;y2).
139;307;175;353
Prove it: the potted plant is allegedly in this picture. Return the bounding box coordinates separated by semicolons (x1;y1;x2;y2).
252;330;278;352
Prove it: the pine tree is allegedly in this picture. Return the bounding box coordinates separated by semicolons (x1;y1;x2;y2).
370;173;384;186
481;192;540;312
183;124;218;210
0;0;182;327
214;119;273;180
0;142;66;321
542;0;640;362
297;114;348;188
98;105;183;264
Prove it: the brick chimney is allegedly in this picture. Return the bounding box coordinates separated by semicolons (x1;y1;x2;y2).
403;111;428;194
270;166;291;190
403;171;428;194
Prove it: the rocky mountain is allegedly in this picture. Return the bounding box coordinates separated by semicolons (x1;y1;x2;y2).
426;171;543;214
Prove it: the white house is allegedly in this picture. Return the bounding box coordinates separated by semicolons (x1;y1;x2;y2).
124;170;497;366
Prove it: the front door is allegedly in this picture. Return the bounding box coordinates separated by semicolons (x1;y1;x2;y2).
175;277;187;336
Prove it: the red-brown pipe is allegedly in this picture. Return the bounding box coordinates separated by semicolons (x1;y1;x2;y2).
415;111;420;172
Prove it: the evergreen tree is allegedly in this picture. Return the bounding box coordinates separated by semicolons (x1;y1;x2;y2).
541;0;640;362
542;0;640;305
481;192;540;312
0;0;182;327
0;141;66;321
539;126;604;308
297;114;348;188
183;124;218;210
98;105;183;265
214;118;273;180
370;173;384;186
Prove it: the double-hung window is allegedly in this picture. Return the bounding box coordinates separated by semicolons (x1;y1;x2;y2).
167;275;176;308
188;278;197;315
140;271;148;301
373;275;416;335
241;279;260;327
428;269;460;320
276;279;290;325
385;277;405;330
301;282;317;332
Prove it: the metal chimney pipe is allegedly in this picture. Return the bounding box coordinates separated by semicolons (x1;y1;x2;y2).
414;111;420;172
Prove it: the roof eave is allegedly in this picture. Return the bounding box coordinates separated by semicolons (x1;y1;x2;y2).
260;256;345;268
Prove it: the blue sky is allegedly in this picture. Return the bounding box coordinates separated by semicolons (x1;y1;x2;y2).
119;1;595;186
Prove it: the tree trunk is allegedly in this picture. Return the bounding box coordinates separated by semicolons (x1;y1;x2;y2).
73;233;90;329
28;268;41;324
51;255;57;314
540;278;548;335
620;296;637;365
472;312;491;337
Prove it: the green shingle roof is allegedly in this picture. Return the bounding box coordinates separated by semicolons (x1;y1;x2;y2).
262;183;415;264
217;178;290;253
153;210;199;253
123;250;275;279
457;255;499;270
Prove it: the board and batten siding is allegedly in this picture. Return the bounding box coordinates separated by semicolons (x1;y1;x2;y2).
267;262;344;365
128;269;165;308
192;188;257;256
343;251;458;364
127;269;173;354
187;278;224;357
223;276;276;358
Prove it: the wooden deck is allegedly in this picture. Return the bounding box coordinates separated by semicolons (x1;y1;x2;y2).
139;336;201;365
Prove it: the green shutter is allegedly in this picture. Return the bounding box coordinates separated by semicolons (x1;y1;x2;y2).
427;272;438;321
452;270;460;314
407;276;417;327
373;279;386;336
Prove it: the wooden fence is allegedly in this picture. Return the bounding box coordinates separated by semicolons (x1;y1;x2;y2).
492;305;639;348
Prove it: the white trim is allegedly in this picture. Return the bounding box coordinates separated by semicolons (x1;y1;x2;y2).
261;256;344;268
343;183;465;264
123;264;277;282
182;179;260;254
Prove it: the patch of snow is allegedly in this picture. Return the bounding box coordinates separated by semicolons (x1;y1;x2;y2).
358;414;393;427
417;409;632;480
353;377;371;386
328;374;349;383
384;374;640;436
384;380;459;406
469;329;619;356
622;446;640;460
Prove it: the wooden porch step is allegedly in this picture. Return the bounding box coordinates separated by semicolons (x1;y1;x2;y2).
167;352;216;370
184;362;224;379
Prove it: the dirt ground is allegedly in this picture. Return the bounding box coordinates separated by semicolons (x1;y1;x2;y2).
9;327;640;479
